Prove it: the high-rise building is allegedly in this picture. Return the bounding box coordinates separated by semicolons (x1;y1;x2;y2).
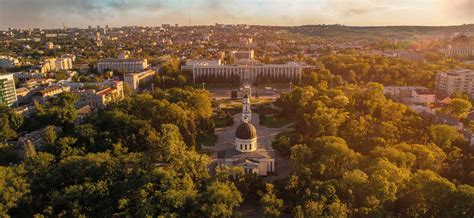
0;74;18;106
436;69;474;97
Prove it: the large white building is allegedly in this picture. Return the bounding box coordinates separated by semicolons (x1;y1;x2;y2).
123;69;156;92
97;58;148;73
446;35;474;57
183;59;303;85
436;69;474;98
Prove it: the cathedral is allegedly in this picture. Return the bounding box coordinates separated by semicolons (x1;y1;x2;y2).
217;94;275;176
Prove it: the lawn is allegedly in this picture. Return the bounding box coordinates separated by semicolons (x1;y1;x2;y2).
193;83;239;89
260;115;292;128
214;116;234;128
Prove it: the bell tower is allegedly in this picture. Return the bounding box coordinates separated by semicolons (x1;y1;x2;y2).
242;94;251;122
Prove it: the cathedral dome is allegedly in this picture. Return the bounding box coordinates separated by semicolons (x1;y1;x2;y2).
235;122;257;140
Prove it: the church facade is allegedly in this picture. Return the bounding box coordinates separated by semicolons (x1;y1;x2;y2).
216;94;275;176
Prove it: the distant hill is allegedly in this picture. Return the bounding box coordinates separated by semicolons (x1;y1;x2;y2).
287;24;474;40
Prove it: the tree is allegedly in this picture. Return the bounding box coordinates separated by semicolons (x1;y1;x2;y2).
300;103;348;137
430;124;464;149
395;170;456;217
41;126;58;154
372;143;446;172
200;181;243;217
32;93;79;128
271;132;296;157
0;104;23;141
308;136;361;179
23;141;37;160
445;98;472;119
0;143;20;166
290;144;312;175
448;185;474;217
0;166;29;216
259;183;283;218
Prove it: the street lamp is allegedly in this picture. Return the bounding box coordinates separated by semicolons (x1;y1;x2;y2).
202;82;206;90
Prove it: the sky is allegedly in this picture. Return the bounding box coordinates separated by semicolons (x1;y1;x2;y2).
0;0;473;29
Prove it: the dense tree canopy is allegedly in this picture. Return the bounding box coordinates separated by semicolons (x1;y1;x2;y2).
0;86;248;217
273;80;474;217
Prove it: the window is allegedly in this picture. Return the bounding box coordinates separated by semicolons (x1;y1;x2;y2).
249;144;252;150
240;144;243;150
245;144;247;150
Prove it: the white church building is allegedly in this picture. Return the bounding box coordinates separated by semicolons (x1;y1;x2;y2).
217;94;275;176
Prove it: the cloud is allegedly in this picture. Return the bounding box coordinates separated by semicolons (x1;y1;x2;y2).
0;0;169;28
0;0;471;29
439;0;474;21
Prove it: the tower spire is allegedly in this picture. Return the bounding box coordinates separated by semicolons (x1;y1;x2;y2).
188;11;191;26
242;94;251;122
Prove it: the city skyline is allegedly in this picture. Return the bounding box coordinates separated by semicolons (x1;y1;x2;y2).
0;0;473;30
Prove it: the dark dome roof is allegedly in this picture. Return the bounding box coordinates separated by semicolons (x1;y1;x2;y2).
235;122;257;139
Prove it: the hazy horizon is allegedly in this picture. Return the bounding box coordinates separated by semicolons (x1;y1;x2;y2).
1;0;473;30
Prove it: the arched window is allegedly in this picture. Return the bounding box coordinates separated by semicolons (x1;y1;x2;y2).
240;144;243;150
249;144;252;150
245;144;247;150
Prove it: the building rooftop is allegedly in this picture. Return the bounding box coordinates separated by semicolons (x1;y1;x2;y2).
235;122;257;140
96;87;113;96
98;58;145;62
445;69;474;76
76;105;92;114
414;89;435;95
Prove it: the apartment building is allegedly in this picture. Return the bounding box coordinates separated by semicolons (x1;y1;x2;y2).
0;74;18;106
55;57;73;71
436;69;474;98
33;57;73;74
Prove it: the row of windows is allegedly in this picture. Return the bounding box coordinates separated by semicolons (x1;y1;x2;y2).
194;67;300;75
240;143;253;150
195;71;300;79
